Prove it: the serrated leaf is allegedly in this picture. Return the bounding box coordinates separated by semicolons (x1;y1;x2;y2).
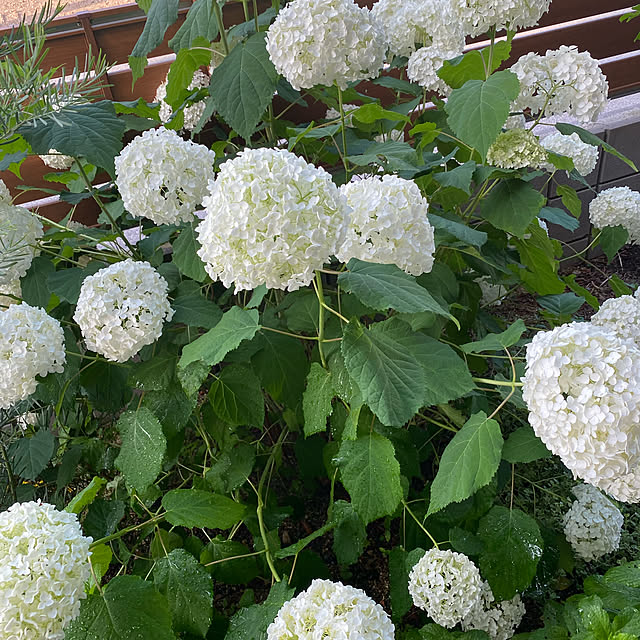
353;103;410;124
154;549;213;637
83;499;126;539
427;412;503;515
173;222;208;282
599;225;629;262
389;547;425;622
303;363;335;437
461;319;526;353
205;442;255;494
201;537;260;584
65;476;107;514
539;206;580;232
115;408;167;493
428;213;488;247
179;307;260;369
21;256;54;308
336;433;403;524
437;40;513;89
445;70;520;159
538;292;585;316
556;184;582;218
47;262;103;305
502;427;551;463
170;0;219;51
332;500;367;566
478;505;544;600
347;140;420;173
162;489;246;529
209;364;265;427
9;429;55;480
66;575;175;640
171;291;222;329
165;38;211;109
19;102;125;176
210;32;278;141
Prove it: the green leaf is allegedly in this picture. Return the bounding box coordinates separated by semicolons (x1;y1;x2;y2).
433;161;476;195
21;256;54;308
336;433;403;524
445;71;520;159
65;476;107;514
563;274;600;311
179;307;260;369
115;408;167;493
437;40;513;89
428;213;488;247
461;319;526;353
341;319;424;426
162;489;246;530
209;32;279;141
332;500;367;566
66;575;175;640
502;427;551;463
481;178;546;237
599;225;629;262
353;103;410;124
225;581;295;640
347;140;420;173
556;184;582;218
171;291;222;329
538;292;585;316
9;429;55;480
173;223;208;282
154;549;213;638
389;547;424;622
303;363;335;437
83;499;126;539
165;38;211;109
478;505;544;600
427;411;503;516
209;364;265;427
129;0;180;83
275;520;335;559
205;442;255;494
19;101;125;176
129;351;177;391
169;0;219;51
88;543;113;589
338;260;454;321
47;262;103;305
539;206;580;232
610;274;634;297
201;538;259;584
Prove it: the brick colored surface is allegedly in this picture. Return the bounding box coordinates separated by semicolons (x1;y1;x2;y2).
0;0;133;28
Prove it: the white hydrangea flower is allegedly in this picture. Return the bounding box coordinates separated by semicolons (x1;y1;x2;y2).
408;548;483;628
589;186;640;242
371;0;465;59
591;296;640;349
541;132;599;176
114;127;216;226
462;581;525;640
510;46;609;124
267;579;394;640
74;259;174;362
476;276;507;306
486;129;547;169
197;147;348;292
450;0;551;36
39;149;74;171
0;501;91;640
563;484;624;561
325;103;360;124
0;200;43;286
504;114;526;130
522;322;640;503
336;175;435;276
155;69;210;132
0;278;21;308
375;129;404;143
96;226;144;256
265;0;386;90
0;178;11;203
407;45;459;95
0;303;66;409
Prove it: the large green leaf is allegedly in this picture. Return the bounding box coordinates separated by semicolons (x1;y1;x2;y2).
169;0;219;51
302;363;335;437
21;257;54;307
332;500;367;566
66;575;175;640
427;412;503;515
209;364;265;427
461;319;526;353
179;307;260;369
173;223;208;282
481;178;546;237
19;102;125;176
209;32;279;141
65;476;107;514
341;319;425;427
162;489;246;529
154;549;213;638
502;427;551;463
445;70;520;160
114;408;167;493
336;433;403;524
478;506;544;600
9;429;55;480
599;225;629;262
338;260;453;320
171;291;222;329
165;38;212;109
437;41;513;89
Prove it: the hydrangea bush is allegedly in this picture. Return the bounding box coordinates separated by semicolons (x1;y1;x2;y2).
2;1;640;639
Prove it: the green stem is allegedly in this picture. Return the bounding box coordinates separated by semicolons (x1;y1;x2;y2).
473;377;523;387
213;1;230;56
90;514;165;548
486;27;496;79
252;0;259;32
314;272;327;368
0;442;17;503
402;500;439;549
336;83;349;176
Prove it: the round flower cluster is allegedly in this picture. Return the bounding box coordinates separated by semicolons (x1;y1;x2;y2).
39;150;74;171
486;129;547;170
450;0;551;36
114;127;216;226
197;147;347;291
541;132;598;176
336;175;435;276
522;322;640;502
0;501;92;640
74;259;174;362
591;295;640;349
0;303;66;409
407;45;459;95
589;186;640;242
462;582;525;640
265;0;386;90
563;484;624;561
0;178;11;203
155;69;210;132
408;548;483;628
0;199;43;286
267;579;394;640
371;0;464;59
325;103;360;125
510;46;609;123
